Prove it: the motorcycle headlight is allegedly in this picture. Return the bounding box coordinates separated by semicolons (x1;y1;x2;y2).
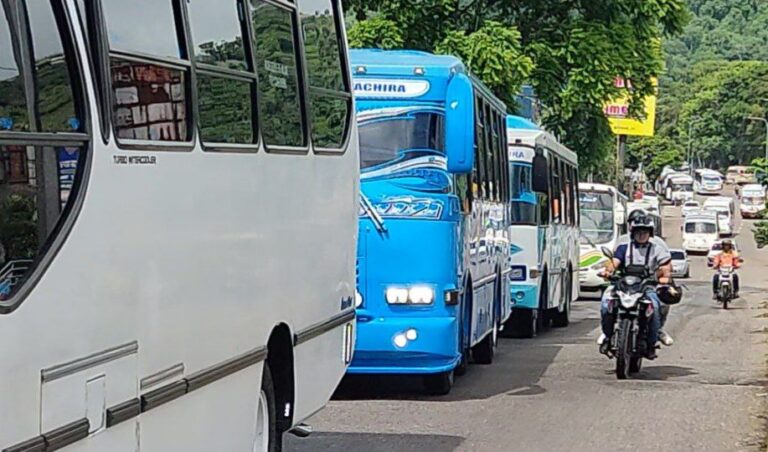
619;292;642;309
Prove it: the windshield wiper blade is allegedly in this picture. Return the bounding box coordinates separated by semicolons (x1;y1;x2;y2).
360;193;387;234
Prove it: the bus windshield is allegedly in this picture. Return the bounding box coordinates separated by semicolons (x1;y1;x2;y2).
685;222;716;234
358;110;444;169
743;196;766;205
579;191;615;245
510;162;536;224
672;183;693;191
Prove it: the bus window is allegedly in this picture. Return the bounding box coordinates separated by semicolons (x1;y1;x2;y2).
484;103;495;200
102;0;191;143
475;97;487;199
187;0;255;146
300;0;352;149
1;2;87;302
1;7;27;131
251;0;305;148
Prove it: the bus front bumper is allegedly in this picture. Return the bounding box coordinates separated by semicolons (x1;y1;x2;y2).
510;284;538;309
348;316;460;375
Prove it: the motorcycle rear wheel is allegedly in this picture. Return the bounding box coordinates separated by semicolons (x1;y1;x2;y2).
615;318;632;380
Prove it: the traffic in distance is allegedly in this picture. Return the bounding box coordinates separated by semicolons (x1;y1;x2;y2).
0;1;766;451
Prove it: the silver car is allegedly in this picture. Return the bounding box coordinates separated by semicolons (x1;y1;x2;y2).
670;248;690;278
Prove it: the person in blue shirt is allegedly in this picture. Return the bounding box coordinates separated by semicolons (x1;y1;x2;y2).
597;211;674;359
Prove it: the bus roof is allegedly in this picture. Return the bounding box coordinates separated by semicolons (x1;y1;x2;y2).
579;182;618;193
507;120;578;166
506;115;538;130
350;49;506;110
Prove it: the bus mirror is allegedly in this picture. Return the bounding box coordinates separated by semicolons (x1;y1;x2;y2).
445;73;475;174
532;154;548;193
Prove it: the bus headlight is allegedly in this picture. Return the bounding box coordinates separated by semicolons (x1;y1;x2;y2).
408;286;434;304
355;291;363;308
385;287;409;304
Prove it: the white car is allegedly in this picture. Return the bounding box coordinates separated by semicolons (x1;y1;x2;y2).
707;240;740;267
681;200;700;217
670;249;690;278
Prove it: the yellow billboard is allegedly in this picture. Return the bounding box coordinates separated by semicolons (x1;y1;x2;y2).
604;78;657;137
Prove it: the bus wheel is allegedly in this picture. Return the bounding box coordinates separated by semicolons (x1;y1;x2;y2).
510;309;537;338
472;311;496;364
454;289;471;376
256;363;278;452
552;273;571;327
424;370;454;395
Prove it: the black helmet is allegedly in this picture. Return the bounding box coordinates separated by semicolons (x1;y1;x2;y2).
657;284;682;305
722;239;733;250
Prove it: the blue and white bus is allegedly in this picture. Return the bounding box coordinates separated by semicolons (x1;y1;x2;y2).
350;49;512;394
505;116;580;337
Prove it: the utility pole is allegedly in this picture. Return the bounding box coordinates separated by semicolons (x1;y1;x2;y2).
746;116;768;161
687;116;700;171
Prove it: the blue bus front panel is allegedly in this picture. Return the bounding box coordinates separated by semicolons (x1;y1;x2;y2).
351;217;461;375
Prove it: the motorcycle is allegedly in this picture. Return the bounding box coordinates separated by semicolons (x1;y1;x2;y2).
716;265;735;309
600;247;658;380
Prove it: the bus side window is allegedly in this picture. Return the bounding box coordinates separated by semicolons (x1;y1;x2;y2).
299;0;352;150
1;1;87;303
187;0;255;147
102;0;192;143
251;0;306;148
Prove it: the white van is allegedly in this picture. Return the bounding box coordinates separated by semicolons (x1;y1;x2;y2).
740;184;766;219
703;197;735;235
683;213;720;253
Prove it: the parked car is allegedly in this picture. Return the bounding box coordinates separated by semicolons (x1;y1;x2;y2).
707;239;741;267
670;249;690;278
681;200;700;217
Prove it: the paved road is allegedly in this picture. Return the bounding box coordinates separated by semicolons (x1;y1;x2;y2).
287;187;768;452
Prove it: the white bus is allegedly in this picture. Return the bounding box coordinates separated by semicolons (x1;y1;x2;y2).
578;183;627;293
506;117;579;337
0;1;357;451
694;169;723;195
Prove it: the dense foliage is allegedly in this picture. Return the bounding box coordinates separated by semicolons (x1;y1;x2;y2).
342;0;689;177
630;0;768;177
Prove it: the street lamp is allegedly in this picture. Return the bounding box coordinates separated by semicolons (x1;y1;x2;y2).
746;116;768;160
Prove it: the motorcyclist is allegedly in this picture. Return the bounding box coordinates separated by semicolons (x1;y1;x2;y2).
712;239;741;299
598;210;674;359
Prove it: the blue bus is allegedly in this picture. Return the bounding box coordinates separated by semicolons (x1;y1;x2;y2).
350;49;512;395
505;116;580;338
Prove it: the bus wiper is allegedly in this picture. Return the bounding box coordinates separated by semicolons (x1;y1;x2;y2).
360;193;387;234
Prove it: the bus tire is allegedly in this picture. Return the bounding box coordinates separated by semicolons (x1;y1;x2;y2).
454;288;471;376
257;363;278;452
552;271;571;327
472;307;496;365
424;370;454;395
510;309;537;338
537;273;550;330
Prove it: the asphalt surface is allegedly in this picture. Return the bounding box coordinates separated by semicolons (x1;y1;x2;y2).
287;186;768;452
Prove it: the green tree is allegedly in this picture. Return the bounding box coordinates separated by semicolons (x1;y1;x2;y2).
626;136;685;181
342;0;689;177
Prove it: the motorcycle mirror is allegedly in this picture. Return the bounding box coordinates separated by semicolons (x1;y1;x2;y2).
601;246;614;260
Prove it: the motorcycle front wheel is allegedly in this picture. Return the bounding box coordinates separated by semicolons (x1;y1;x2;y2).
615;318;632;380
